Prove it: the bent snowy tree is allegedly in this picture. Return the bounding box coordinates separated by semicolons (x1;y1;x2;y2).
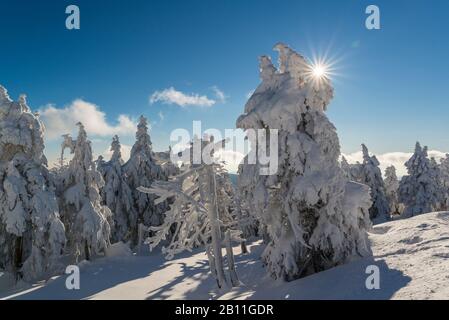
138;136;242;288
0;86;66;281
237;44;372;281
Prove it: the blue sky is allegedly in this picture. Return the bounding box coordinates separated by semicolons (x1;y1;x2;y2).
1;0;449;172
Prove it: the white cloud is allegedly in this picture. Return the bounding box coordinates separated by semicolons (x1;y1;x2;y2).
39;99;135;140
211;86;227;103
343;150;448;177
158;111;164;121
149;87;215;108
103;144;132;162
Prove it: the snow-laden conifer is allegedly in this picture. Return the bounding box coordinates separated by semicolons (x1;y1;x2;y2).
236;44;372;280
123;116;167;245
59;123;111;261
399;142;442;217
98;135;136;243
0;86;66;280
358;144;390;223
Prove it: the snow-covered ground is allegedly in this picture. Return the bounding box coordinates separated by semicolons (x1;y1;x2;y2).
1;211;449;300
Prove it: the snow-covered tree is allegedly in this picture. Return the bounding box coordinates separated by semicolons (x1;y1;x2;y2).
139;136;241;288
0;86;66;280
399;142;442;217
440;154;449;209
384;165;401;216
237;44;372;281
123;116;167;245
340;156;366;184
233;179;259;253
429;157;446;211
59;123;111;262
154;146;180;178
357;144;390;223
340;156;352;179
98;135;136;243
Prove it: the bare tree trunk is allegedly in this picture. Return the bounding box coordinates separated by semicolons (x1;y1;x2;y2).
225;230;239;287
240;241;248;254
207;165;227;289
206;245;221;288
13;236;23;281
84;239;90;261
138;223;143;254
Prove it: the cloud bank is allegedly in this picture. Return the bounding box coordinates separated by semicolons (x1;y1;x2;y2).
39;99;135;140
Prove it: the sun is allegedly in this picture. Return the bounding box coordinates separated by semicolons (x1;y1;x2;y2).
311;63;328;79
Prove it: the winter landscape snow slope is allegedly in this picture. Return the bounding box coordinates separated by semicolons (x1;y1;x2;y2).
1;211;449;300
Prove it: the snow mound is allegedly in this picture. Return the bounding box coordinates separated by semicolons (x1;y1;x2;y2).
105;242;132;258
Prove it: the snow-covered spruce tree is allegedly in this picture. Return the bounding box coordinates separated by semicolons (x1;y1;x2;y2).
59;122;111;262
123;116;167;246
237;163;271;245
97;135;136;243
0;86;65;280
340;156;366;183
340;156;352;179
440;154;449;209
429;157;446;211
236;44;372;281
399;142;442;218
139;137;242;288
358;144;390;223
233;180;259;253
384;165;401;215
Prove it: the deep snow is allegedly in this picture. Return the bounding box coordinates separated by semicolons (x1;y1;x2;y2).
1;211;449;300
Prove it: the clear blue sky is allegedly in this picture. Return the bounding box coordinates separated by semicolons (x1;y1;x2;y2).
1;0;449;164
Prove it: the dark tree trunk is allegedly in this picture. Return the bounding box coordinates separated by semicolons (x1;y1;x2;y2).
13;236;23;280
84;240;90;261
240;241;248;254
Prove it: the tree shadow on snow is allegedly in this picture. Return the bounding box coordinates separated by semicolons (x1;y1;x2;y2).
145;259;217;300
143;241;268;300
226;256;412;300
0;253;170;300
